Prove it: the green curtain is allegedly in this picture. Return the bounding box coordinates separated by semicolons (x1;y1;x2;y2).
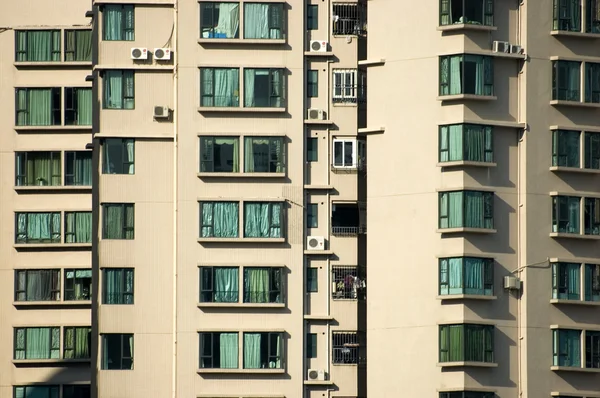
244;333;262;368
465;326;484;362
585;264;600;301
244;268;270;303
219;333;238;368
64;327;91;358
201;68;239;107
244;202;282;238
201;202;239;237
214;267;239;302
65;30;92;61
17;152;61;186
17;212;61;243
14;386;59;398
65;212;92;243
244;137;283;172
104;204;134;239
555;329;581;366
104;71;134;109
17;30;60;62
464;125;485;162
464;258;486;295
244;3;283;39
20;327;59;359
17;89;53;126
19;270;58;301
104;268;134;304
449;56;462;95
77;88;93;125
465;191;484;228
104;5;134;40
448;125;463;161
446;192;463;228
69;151;92;186
244;69;283;107
440;325;463;362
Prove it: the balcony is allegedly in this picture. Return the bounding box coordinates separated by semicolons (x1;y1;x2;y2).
331;203;366;237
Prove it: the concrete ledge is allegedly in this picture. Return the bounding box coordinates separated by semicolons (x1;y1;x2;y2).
437;24;497;32
437;228;497;234
438;161;496;168
198;107;285;113
437;94;497;102
438;361;498;368
437;294;497;301
198;238;285;243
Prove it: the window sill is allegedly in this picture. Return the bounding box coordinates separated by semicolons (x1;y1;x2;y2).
437;161;496;168
437;294;497;301
197;368;285;374
304;315;334;321
304;184;334;190
197;172;285;178
551;366;600;373
549;166;600;174
197;302;285;308
14;243;92;249
332;102;359;107
197;107;286;113
549;232;600;240
13;300;91;307
14;61;92;67
14;185;91;192
197;238;285;243
14;125;92;131
304;119;334;125
437;94;497;102
550;299;600;306
438;361;498;368
304;51;334;57
437;227;497;234
437;24;497;32
304;250;334;255
198;38;286;45
550;100;600;108
304;380;334;385
13;359;91;365
550;30;600;39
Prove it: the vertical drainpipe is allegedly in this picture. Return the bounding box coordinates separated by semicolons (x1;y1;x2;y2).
171;1;179;398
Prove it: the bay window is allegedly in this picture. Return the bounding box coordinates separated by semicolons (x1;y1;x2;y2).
439;124;493;163
440;54;493;96
439;324;494;363
439;190;494;229
200;201;239;238
439;257;494;296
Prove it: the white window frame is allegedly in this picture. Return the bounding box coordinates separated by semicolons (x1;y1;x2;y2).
333;69;356;102
332;139;365;169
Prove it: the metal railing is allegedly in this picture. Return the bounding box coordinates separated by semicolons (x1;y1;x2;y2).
332;266;366;300
331;225;366;236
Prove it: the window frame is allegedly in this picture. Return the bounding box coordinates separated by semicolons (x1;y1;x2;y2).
584;197;600;235
586;330;600;368
15;212;61;244
439;0;494;26
15;87;62;126
64;269;92;301
14;386;59;398
102;268;135;305
241;331;283;369
101;333;134;370
64;211;92;244
439;323;494;363
199;331;239;369
438;124;493;163
553;0;583;32
307;267;318;292
65;150;92;186
14;326;60;360
439;54;494;96
244;136;285;173
15;30;61;62
243;267;282;304
307;69;319;98
332;138;365;169
552;129;581;168
15;151;62;187
306;333;318;358
584;131;600;169
63;385;91;398
439;257;494;296
332;331;361;364
199;266;240;303
102;70;135;110
552;195;581;234
64;29;93;62
307;4;318;30
102;138;135;175
307;137;318;162
102;203;135;240
243;67;286;108
64;87;92;126
63;326;91;359
102;4;135;41
199;201;240;238
200;67;241;107
243;201;284;238
553;328;582;367
438;190;494;229
199;136;240;173
553;60;582;101
14;269;61;302
552;262;581;300
332;69;363;104
307;203;319;228
243;2;285;40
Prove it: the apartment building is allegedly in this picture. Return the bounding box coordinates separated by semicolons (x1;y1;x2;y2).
0;1;94;398
91;1;366;398
366;0;600;397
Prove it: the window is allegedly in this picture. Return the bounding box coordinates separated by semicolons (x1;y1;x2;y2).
65;212;92;243
200;201;239;238
440;54;493;96
15;212;61;244
200;68;240;107
553;61;581;101
333;69;366;103
103;139;134;174
586;0;600;32
552;130;580;167
200;267;240;303
585;62;600;103
332;266;366;299
64;87;92;125
307;70;318;97
585;263;600;301
439;124;493;163
439;393;494;398
439;190;494;230
244;3;284;39
553;329;581;367
14;386;59;398
103;5;134;40
332;203;365;236
307;5;318;30
585;197;600;235
552;195;581;234
64;269;92;301
15;30;60;62
552;262;581;300
103;70;134;109
101;334;133;369
585;132;600;169
243;267;282;303
15;88;61;126
244;136;285;173
440;0;494;26
103;268;134;304
65;151;92;186
243;332;283;369
102;203;135;239
307;203;318;228
244;68;285;107
439;257;493;296
200;2;240;38
63;385;91;398
15;269;60;302
15;152;61;186
553;0;582;31
65;30;92;61
244;202;283;238
586;330;600;368
199;332;239;368
63;327;91;359
307;333;317;358
333;139;365;168
332;3;366;35
439;324;494;363
14;327;60;359
332;331;360;364
307;267;318;292
200;136;239;172
307;137;318;162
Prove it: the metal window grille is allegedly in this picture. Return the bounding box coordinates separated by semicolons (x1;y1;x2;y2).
332;69;366;104
332;3;366;35
332;331;364;364
332;266;366;300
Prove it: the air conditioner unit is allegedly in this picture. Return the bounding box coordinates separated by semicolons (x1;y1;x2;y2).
154;48;171;60
307;369;326;381
307;108;325;120
131;47;148;60
503;276;521;290
310;40;328;53
492;41;510;53
153;106;170;119
510;44;523;54
306;235;325;251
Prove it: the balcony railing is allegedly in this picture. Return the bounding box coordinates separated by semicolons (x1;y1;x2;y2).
331;225;366;236
330;162;366;173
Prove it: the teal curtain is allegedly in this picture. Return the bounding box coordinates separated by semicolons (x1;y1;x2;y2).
65;212;92;243
202;3;239;38
448;125;463;161
104;204;134;239
69;151;92;186
16;151;61;186
441;191;463;228
465;191;484;228
440;57;449;95
16;30;60;62
17;327;59;359
14;386;59;398
244;333;262;368
214;268;239;302
104;268;134;304
17;89;54;126
104;5;134;40
200;202;239;237
244;3;283;39
554;329;581;366
449;56;462;95
244;268;270;303
104;71;134;109
464;125;485;162
464;258;485;295
219;333;238;368
65;30;92;61
441;325;463;362
447;258;463;294
77;88;93;125
244;202;282;238
17;213;60;243
201;68;239;107
244;137;283;172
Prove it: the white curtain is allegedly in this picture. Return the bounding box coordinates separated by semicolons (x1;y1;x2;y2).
217;3;240;38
